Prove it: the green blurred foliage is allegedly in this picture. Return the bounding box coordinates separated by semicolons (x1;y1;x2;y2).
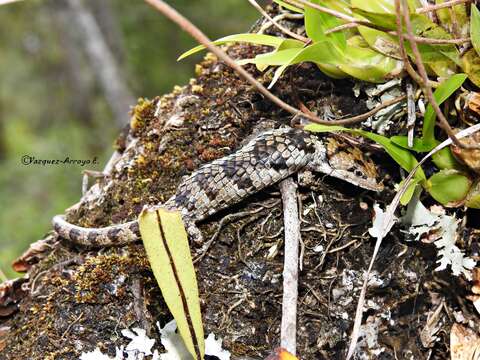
0;0;257;278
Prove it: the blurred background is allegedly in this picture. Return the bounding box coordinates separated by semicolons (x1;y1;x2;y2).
0;0;260;278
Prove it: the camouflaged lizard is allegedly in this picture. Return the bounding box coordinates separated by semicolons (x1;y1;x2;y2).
52;127;383;246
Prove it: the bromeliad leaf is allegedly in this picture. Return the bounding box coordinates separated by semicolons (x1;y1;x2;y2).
239;41;343;88
177;34;301;60
426;169;472;206
338;36;402;82
139;208;205;360
304;0;346;50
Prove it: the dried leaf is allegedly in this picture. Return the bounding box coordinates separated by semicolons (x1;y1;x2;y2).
451;324;480;360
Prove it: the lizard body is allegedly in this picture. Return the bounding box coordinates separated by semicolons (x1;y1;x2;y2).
52;127;383;246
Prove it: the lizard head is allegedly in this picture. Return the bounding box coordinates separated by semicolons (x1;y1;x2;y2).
325;137;384;192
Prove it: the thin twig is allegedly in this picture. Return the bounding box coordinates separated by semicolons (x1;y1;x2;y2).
335;95;407;124
247;0;308;43
400;0;466;148
144;0;400;127
393;35;469;45
279;177;300;355
394;1;425;85
324;22;359;34
416;0;472;13
345;121;480;360
324;22;470;45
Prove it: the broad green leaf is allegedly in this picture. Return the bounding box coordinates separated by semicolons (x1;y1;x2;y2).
399;178;422;205
304;0;346;50
431;147;463;170
277;38;305;50
465;181;480;209
273;0;303;13
471;5;480;57
269;42;344;86
178;34;301;60
316;63;348;78
422;73;468;144
304;123;426;180
337;37;403;82
426;170;472;205
351;7;458;66
139;208;204;360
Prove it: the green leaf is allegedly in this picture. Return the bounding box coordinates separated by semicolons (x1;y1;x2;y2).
390;136;438;152
304;0;346;50
337;37;403;82
177;34;300;60
139;208;204;360
422;73;468;144
241;41;344;88
426;169;472;205
304;123;426;180
471;5;480;57
465;181;480;209
391;137;464;170
400;178;422;205
431;147;463;170
277;38;306;50
273;0;303;13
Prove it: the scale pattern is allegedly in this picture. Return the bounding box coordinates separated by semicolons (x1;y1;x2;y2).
52;127;381;246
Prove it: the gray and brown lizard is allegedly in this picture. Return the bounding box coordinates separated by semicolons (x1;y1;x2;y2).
52;127;383;246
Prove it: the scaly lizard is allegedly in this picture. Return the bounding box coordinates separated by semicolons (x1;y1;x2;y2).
52;127;383;246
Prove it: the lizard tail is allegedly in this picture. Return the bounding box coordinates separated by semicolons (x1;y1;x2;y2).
52;215;140;246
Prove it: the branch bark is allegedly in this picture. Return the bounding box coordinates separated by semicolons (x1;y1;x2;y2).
279;177;300;355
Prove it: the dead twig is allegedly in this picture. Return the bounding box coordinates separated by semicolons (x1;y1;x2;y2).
247;0;308;43
416;0;472;14
406;81;416;147
325;23;469;45
279;177;301;355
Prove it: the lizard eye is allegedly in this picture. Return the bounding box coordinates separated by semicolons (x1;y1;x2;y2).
354;169;364;177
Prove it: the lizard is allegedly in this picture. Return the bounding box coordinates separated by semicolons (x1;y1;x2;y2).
52;127;384;247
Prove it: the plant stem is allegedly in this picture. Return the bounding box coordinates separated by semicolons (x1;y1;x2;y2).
416;0;472;14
